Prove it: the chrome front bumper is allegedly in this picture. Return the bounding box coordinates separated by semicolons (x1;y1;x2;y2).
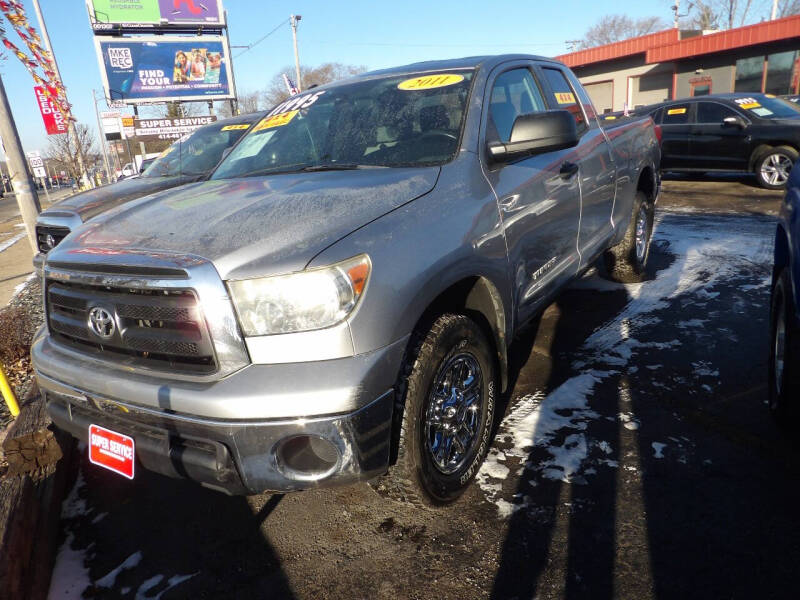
34;330;408;494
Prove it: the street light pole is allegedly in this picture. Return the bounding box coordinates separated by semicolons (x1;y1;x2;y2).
31;0;94;189
92;89;113;185
290;14;302;92
0;73;41;252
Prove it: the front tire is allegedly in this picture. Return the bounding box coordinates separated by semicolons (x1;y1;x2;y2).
755;146;798;190
380;314;497;505
603;191;653;283
769;268;799;423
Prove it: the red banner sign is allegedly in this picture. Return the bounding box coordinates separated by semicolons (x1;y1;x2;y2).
34;85;67;135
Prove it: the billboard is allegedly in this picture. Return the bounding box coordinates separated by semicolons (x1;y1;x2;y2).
133;115;217;141
95;36;233;103
34;86;68;135
88;0;225;29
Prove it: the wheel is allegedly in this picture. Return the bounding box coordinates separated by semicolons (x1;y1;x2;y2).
603;191;653;283
379;313;497;505
769;268;799;423
755;146;798;190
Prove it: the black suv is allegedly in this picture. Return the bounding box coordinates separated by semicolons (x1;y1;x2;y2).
639;93;800;189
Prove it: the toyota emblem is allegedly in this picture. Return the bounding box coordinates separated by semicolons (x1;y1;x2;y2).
88;307;115;339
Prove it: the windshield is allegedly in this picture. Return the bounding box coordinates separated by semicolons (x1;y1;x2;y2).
211;70;474;179
733;95;800;119
142;120;253;178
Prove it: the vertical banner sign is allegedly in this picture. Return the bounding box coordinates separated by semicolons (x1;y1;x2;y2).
34;86;68;135
95;36;233;103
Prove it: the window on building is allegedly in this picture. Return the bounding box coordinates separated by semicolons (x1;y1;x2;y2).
765;50;800;96
540;67;588;134
735;56;765;93
696;102;739;123
691;83;711;96
662;105;690;125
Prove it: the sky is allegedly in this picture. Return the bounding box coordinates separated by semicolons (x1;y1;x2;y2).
1;0;679;153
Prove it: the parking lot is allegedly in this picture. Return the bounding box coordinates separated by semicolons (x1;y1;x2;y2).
47;176;799;600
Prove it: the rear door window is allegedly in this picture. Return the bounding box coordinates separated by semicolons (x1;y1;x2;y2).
540;67;588;134
662;104;691;125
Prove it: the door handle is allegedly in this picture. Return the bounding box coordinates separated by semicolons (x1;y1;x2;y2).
560;162;579;178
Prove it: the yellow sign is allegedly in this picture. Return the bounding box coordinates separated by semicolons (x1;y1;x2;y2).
221;124;251;131
398;74;465;91
739;102;761;109
667;107;687;115
253;111;299;131
555;92;575;105
604;115;617;120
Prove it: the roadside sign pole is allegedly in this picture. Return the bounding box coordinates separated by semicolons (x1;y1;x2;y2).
31;0;94;189
92;89;112;185
0;73;41;252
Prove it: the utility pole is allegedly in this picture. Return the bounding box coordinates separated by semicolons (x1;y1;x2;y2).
31;0;94;189
92;90;112;185
771;0;779;19
0;73;41;252
290;15;302;92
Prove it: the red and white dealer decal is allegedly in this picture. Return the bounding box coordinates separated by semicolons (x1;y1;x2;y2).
88;424;135;480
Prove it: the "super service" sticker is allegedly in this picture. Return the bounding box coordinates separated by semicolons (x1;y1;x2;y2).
89;424;135;479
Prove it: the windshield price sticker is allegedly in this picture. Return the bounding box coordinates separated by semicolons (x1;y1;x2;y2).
735;97;761;109
221;124;251;131
253;110;299;132
555;92;576;104
89;424;135;480
667;107;687;115
266;90;327;118
398;73;465;91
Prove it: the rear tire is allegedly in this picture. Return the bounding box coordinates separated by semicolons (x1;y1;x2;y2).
603;191;653;283
769;268;799;424
755;146;797;190
378;314;497;506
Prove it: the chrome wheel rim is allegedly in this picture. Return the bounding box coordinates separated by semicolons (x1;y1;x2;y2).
761;153;793;186
635;205;649;264
774;308;786;398
425;352;483;475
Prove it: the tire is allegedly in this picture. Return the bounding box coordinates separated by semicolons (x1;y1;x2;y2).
755;146;798;190
378;313;497;506
768;268;799;423
603;191;653;284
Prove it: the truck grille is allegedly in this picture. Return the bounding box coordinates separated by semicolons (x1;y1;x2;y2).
46;280;217;374
36;225;71;252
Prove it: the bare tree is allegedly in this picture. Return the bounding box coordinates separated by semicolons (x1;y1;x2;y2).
687;0;796;29
579;15;670;49
45;124;97;181
218;90;264;118
263;63;367;107
778;0;800;16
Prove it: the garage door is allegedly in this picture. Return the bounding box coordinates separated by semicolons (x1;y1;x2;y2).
632;72;672;108
584;81;613;114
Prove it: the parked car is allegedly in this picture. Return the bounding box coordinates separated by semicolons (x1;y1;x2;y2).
769;162;800;422
782;94;800;104
635;93;800;189
33;112;259;273
32;55;661;504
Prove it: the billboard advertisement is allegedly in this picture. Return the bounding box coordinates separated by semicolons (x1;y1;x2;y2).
88;0;225;29
34;86;68;135
95;36;233;103
133;115;217;141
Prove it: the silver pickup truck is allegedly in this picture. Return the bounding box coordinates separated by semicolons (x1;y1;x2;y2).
32;55;660;504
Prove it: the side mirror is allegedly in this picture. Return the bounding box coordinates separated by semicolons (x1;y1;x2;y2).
488;110;579;163
723;116;746;128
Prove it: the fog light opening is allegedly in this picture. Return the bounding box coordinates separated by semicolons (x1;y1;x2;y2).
276;435;339;479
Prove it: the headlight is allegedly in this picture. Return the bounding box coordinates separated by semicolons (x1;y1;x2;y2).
227;255;370;336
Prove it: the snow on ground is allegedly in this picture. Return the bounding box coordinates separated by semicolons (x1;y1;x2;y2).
478;210;775;517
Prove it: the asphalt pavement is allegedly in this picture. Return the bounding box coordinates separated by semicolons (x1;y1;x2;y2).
46;175;798;600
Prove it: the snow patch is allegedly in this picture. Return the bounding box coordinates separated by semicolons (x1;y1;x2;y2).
47;533;90;600
96;551;143;588
652;442;667;459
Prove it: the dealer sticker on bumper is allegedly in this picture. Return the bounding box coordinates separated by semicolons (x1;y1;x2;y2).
89;424;135;480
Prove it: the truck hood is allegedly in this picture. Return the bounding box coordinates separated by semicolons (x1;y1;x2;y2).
45;176;185;222
56;167;440;279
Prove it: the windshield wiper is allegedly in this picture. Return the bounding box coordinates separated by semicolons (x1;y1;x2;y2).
298;163;387;172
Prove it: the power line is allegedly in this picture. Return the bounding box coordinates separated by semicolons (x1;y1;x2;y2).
234;18;289;58
306;40;569;48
